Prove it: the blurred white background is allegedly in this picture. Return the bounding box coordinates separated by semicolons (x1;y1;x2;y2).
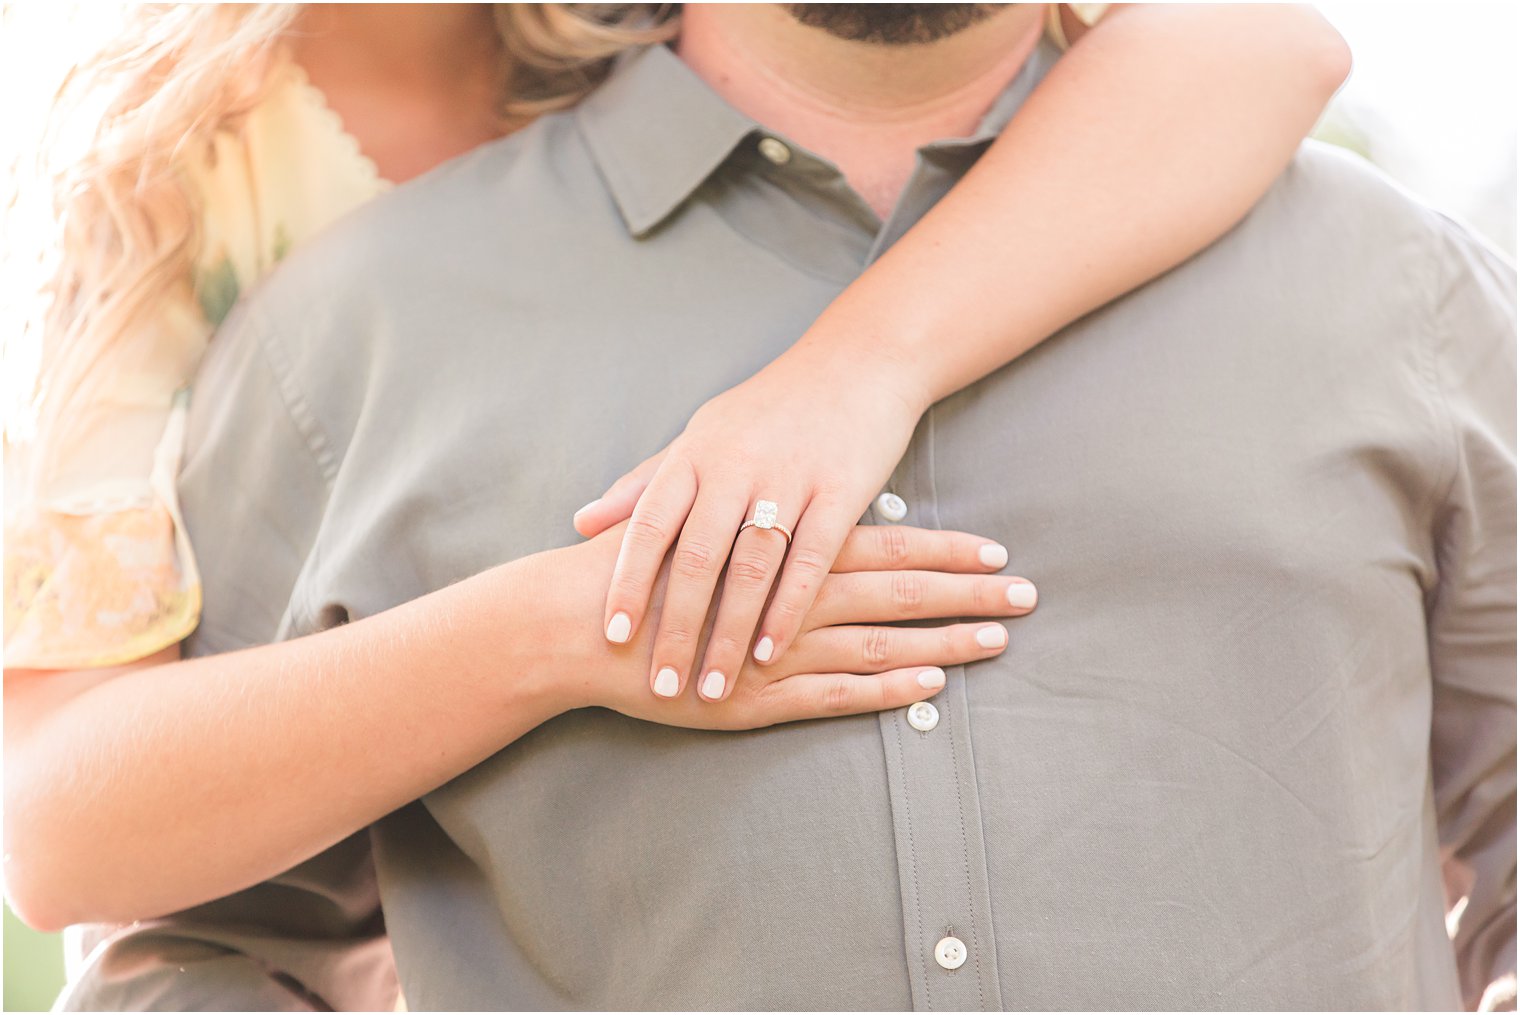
1315;2;1517;252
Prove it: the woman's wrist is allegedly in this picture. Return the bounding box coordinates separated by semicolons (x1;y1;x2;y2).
785;320;937;419
483;540;636;717
455;551;587;724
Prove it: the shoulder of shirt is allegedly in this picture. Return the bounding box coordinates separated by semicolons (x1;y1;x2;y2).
225;108;587;349
1234;141;1512;329
1266;141;1504;263
206;109;598;461
239;111;583;319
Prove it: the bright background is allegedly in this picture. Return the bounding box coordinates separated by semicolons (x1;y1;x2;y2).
2;4;1516;1011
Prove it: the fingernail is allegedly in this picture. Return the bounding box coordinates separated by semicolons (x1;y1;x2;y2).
917;667;946;690
606;612;631;644
753;636;774;663
653;667;680;697
975;624;1008;649
573;499;600;520
978;543;1008;569
700;670;726;700
1006;582;1037;609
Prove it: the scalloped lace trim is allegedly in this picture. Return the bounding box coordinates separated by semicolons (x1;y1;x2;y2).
281;59;394;192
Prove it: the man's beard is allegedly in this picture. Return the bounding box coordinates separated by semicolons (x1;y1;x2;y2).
782;4;1003;45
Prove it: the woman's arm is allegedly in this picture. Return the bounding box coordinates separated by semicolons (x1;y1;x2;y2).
807;3;1352;404
578;3;1351;696
3;524;1025;931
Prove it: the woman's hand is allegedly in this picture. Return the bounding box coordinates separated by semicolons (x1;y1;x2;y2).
572;350;944;704
548;519;1035;726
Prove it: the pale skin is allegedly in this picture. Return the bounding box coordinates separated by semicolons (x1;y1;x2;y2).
4;4;1349;930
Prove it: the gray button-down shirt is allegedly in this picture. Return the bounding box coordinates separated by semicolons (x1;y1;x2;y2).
61;41;1515;1012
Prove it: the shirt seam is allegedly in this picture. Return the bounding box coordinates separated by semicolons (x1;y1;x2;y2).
926;406;988;1010
241;307;340;636
245;306;342;489
1421;214;1464;521
894;715;933;1011
1416;213;1464;621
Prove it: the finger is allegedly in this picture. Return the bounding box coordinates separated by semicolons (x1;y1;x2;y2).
603;462;697;645
574;450;666;538
797;621;1011;675
695;513;795;702
809;571;1038;628
647;488;750;698
757;666;950;725
750;497;858;667
832;526;1009;575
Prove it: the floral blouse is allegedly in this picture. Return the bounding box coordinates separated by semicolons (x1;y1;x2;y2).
4;54;390;669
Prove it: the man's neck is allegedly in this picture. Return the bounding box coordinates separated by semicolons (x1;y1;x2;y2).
677;4;1044;219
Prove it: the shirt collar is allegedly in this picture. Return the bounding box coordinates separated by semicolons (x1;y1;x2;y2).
576;44;759;238
576;39;1061;239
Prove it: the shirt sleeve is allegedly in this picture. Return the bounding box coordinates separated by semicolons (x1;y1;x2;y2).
56;302;398;1012
1426;214;1517;1010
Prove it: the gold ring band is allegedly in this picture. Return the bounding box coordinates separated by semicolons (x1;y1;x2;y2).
738;518;794;544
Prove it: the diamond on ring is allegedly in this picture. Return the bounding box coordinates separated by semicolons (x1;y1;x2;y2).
752;500;779;529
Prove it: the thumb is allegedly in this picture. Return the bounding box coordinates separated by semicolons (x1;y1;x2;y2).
572;450;666;537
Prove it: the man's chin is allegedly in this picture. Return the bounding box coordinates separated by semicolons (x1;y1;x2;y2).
781;3;1003;45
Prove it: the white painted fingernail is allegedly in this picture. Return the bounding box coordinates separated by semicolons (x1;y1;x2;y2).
653;667;680;697
978;543;1008;569
606;612;631;644
753;636;774;663
917;667;946;690
1006;582;1037;609
976;625;1008;649
700;670;726;700
573;499;600;520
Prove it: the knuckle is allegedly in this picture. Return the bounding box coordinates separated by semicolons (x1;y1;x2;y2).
941;626;960;655
672;541;717;580
967;577;990;613
822;677;857;714
658;619;699;648
626;514;673;549
786;546;832;581
726;552;773;590
609;571;648;600
861;628;894;668
875;526;912;568
891;571;925;613
704;630;744;662
769;595;805;627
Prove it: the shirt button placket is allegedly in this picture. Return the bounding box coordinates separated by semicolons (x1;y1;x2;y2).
877;448;1002;1010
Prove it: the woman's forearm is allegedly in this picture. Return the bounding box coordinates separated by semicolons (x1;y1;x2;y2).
789;4;1351;410
3;548;587;931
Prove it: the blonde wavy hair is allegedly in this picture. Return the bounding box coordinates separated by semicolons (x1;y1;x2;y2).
8;3;677;493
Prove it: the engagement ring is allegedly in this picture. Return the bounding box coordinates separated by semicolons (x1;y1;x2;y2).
738;499;793;544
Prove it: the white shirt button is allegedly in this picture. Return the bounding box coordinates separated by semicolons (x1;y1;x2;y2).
757;136;792;165
934;935;967;970
875;491;908;522
907;701;939;732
